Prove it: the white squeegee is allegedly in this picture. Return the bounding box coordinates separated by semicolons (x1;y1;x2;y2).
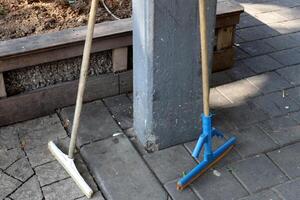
48;0;99;198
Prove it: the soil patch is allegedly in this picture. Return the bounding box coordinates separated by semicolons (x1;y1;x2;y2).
0;0;132;41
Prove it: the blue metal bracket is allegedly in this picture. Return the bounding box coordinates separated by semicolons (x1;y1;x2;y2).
177;114;236;190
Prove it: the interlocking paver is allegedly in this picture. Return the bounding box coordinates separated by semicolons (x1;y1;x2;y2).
144;145;197;184
60;100;122;147
237;25;279;42
6;158;34;182
242;55;282;74
0;126;19;150
42;178;84;200
237;14;263;29
239;40;275;56
35;161;69;186
286;86;300;103
235;47;251;60
10;175;43;200
210;88;232;109
277;64;300;86
264;34;300;51
191;168;248;200
103;94;133;130
0;148;24;170
229;154;288;193
216;79;261;103
239;189;281;200
185;139;241;168
227;126;278;157
252;91;300;117
81;134;168;200
0;171;21;199
290;110;300;123
268;142;300;179
270;48;300;66
164;180;199;200
247;72;291;94
254;11;288;24
225;61;256;80
219;102;269;129
274;179;300;200
257;115;300;146
211;71;233;87
18;116;67;151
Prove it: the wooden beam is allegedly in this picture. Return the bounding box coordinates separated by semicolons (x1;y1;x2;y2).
0;73;6;97
112;47;128;73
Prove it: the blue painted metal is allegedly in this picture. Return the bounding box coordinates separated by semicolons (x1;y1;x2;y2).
177;114;236;190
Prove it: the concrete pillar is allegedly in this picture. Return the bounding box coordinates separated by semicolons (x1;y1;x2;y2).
133;0;217;150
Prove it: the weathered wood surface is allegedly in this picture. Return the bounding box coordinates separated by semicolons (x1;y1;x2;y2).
112;47;128;72
213;48;235;72
0;72;134;126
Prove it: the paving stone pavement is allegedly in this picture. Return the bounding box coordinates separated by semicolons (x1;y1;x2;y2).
1;0;300;199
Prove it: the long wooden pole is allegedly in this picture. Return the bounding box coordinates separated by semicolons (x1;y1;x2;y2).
199;0;210;116
69;0;99;159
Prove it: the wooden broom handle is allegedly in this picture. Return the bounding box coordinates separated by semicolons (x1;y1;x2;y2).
199;0;210;116
69;0;99;159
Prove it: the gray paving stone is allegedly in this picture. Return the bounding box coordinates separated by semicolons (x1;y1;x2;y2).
239;40;275;56
290;110;300;123
236;25;279;42
254;11;288;24
277;64;300;86
239;190;281;200
18;116;67;151
0;126;20;150
229;154;288;193
252;91;300;117
60;100;122;147
247;72;291;94
185;138;241;168
277;7;300;21
274;179;300;200
286;86;300;103
6;158;34;182
227;126;278;157
76;192;105;200
264;34;300;51
270;48;300;66
257;115;300;146
209;88;232;109
237;14;263;29
225;61;256;81
81;134;168;200
219;102;269;129
268;142;300;179
211;71;233;87
26;137;71;168
164;180;199;200
242;55;282;74
35;161;69;186
42;178;83;200
0;171;21;199
0;148;24;170
103;94;133;130
216;79;261;103
191;168;248;200
235;47;251;60
144;145;197;184
10;175;43;200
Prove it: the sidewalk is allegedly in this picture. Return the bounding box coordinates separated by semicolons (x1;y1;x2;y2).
1;0;300;199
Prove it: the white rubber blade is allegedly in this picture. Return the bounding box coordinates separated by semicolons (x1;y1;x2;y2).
48;141;93;198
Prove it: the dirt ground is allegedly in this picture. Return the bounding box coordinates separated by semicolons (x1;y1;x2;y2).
0;0;132;41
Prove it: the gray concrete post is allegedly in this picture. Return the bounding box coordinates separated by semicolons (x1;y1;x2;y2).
133;0;217;150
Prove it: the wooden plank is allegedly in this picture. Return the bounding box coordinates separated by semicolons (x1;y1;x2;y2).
0;73;120;126
216;0;244;17
216;26;234;50
213;48;235;72
0;34;132;72
0;73;6;97
112;47;128;72
119;70;133;93
0;18;132;58
216;14;241;28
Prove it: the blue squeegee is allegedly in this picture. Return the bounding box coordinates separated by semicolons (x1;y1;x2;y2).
176;0;236;191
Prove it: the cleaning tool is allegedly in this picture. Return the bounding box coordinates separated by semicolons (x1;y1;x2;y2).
176;0;236;191
48;0;99;198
